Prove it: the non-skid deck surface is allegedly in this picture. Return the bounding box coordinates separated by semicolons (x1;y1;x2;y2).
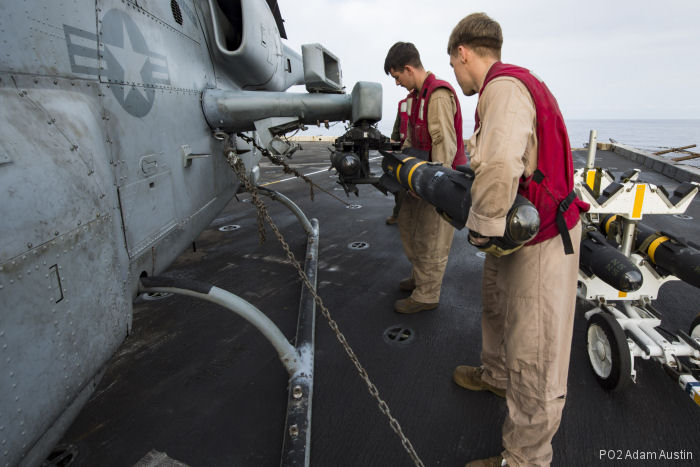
61;143;700;466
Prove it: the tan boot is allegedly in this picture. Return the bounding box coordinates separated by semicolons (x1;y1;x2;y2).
398;277;415;291
465;455;506;467
385;215;398;225
453;366;506;398
394;297;438;314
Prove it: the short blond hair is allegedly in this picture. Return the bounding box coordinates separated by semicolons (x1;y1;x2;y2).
447;13;502;60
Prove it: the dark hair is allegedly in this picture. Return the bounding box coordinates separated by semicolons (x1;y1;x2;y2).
384;42;423;74
447;13;502;60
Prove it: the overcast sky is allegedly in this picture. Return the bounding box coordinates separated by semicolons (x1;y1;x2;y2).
278;0;700;134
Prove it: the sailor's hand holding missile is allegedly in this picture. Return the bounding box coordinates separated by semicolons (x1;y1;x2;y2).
378;147;540;257
468;230;490;246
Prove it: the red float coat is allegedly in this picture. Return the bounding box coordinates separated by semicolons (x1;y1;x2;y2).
408;73;467;169
397;97;409;144
476;62;589;252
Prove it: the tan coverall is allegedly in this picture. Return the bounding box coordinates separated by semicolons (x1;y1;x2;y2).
466;76;582;467
398;77;458;303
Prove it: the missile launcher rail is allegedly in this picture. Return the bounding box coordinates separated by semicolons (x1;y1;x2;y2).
574;133;700;401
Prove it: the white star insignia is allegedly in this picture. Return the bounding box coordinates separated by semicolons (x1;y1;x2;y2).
106;21;149;99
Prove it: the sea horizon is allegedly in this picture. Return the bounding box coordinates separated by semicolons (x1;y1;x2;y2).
295;117;700;168
563;118;700;151
319;117;700;153
304;118;699;150
370;117;700;151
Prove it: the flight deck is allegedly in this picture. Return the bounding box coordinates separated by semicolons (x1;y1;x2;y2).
61;143;700;466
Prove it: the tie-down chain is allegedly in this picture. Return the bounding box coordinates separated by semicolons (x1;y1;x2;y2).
223;134;425;467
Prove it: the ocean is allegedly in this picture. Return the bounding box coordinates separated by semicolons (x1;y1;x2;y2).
564;119;700;152
305;118;700;167
371;118;700;167
368;119;700;152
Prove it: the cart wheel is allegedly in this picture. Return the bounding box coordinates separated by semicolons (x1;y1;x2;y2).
586;312;632;391
690;313;700;340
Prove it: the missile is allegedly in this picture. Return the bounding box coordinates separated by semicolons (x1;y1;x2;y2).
634;222;700;289
579;229;644;292
600;215;700;289
330;143;362;177
378;148;540;253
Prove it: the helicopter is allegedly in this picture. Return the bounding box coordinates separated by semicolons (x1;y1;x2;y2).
0;0;382;465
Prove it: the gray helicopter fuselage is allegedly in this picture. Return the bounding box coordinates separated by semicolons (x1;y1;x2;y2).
0;1;376;465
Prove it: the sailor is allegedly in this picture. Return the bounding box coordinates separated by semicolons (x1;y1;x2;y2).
446;13;588;467
383;42;467;314
386;96;410;226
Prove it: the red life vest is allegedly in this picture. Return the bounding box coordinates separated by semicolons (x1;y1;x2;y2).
475;62;589;251
397;96;409;144
408;73;467;169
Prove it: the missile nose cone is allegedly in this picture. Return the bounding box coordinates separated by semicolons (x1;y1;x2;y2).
620;269;644;292
332;152;361;176
507;204;540;243
340;154;360;175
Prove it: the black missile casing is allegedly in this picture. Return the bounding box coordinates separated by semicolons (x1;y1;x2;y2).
379;148;473;227
378;148;540;251
579;230;644;292
330;149;361;176
634;222;700;289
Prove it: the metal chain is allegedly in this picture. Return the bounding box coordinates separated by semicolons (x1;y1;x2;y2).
223;139;425;467
272;158;353;207
236;132;351;206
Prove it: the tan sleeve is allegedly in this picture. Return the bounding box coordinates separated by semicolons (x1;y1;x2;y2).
391;110;401;141
403;96;414;149
403;129;412;149
426;87;457;166
466;77;537;237
403;117;412;149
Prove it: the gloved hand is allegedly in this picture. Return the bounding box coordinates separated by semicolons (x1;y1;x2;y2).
469;230;525;257
468;230;490;246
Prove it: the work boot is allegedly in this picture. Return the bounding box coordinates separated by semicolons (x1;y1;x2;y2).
394;297;438;314
465;455;506;467
398;277;415;291
385;215;398;225
453;366;506;398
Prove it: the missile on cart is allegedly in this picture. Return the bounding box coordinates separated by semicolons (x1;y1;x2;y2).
634;222;700;289
378;148;540;253
579;229;644;292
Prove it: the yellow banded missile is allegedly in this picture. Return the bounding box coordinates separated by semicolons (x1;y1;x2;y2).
634;223;700;289
379;148;540;252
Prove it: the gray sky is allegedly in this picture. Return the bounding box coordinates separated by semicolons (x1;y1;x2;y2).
279;0;700;134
